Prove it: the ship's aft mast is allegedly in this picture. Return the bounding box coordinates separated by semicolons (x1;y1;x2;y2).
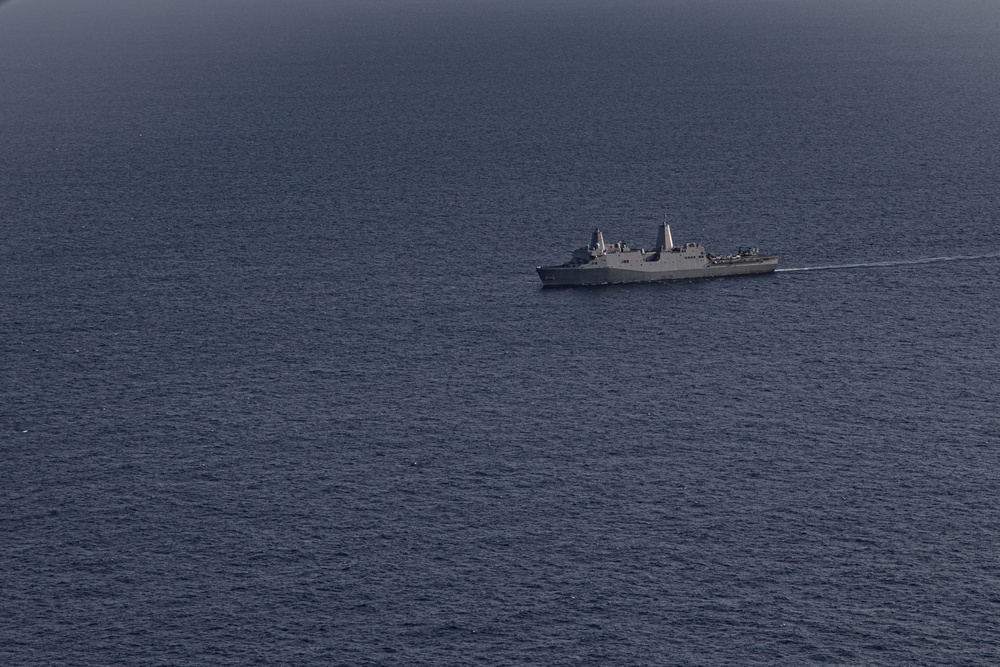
656;222;674;250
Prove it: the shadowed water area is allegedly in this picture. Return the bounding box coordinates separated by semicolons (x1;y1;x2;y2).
3;0;1000;664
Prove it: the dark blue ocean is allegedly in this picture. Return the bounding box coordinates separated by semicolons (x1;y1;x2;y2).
3;0;1000;664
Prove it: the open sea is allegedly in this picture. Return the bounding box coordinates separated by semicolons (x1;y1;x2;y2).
3;0;1000;664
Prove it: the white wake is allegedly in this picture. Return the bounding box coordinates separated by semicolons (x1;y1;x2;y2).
776;253;1000;273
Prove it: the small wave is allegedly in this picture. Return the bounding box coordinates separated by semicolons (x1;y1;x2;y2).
776;253;1000;273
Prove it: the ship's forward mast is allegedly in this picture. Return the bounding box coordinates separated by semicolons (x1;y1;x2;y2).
589;228;607;253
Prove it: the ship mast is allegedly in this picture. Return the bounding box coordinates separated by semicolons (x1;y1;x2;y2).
656;221;674;250
590;228;606;253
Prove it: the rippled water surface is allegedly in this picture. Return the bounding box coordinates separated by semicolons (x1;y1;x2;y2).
3;1;1000;664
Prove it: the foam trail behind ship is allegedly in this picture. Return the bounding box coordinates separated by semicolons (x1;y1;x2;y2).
777;253;1000;273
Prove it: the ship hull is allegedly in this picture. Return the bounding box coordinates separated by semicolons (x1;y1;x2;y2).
536;256;778;287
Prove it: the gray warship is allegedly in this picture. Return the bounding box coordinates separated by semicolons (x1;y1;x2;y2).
536;223;777;287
